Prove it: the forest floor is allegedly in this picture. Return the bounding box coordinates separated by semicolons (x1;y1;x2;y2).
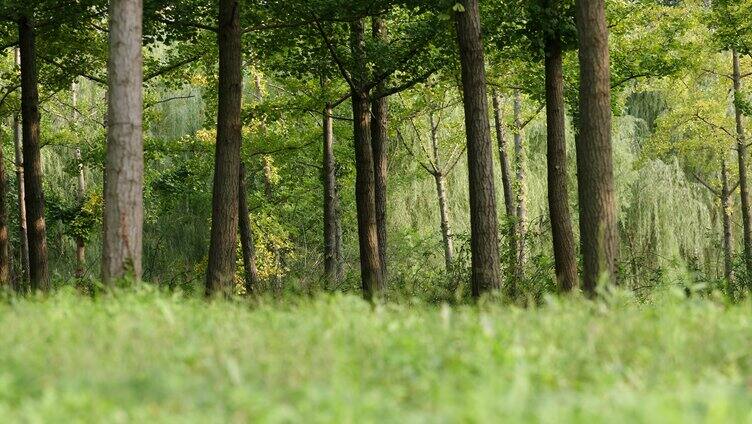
0;288;749;422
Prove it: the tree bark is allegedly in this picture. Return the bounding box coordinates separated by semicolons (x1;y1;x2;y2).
103;0;143;285
0;129;10;288
721;159;734;284
513;90;527;280
732;49;752;275
429;113;454;271
323;102;341;282
491;89;518;279
371;17;389;279
205;0;242;296
12;111;29;289
544;31;578;291
18;15;49;291
454;0;502;297
575;0;618;294
351;19;383;300
238;163;259;294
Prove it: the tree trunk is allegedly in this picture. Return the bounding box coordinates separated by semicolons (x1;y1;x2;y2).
513;90;527;280
18;15;49;291
103;0;143;285
732;49;752;275
429;113;454;270
544;31;578;292
72;82;86;278
721;159;734;284
371;17;389;280
75;147;86;278
351;19;383;300
205;0;242;296
0;129;10;288
575;0;618;294
323;102;340;282
238;163;259;294
492;89;518;279
12;111;29;289
454;0;502;297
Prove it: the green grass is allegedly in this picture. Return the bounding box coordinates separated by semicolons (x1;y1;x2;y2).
0;288;750;423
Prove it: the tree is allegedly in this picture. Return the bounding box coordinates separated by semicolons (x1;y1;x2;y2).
454;0;502;297
18;14;49;291
575;0;617;293
205;0;242;296
102;0;144;284
541;0;577;291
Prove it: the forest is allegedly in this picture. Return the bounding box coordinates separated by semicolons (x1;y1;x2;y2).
0;0;750;421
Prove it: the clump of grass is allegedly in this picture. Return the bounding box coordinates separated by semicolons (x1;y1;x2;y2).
0;287;749;422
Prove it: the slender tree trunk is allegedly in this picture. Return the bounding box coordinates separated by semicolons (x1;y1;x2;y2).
544;31;578;291
575;0;618;294
371;17;389;279
205;0;242;296
492;89;518;278
0;130;10;288
238;163;259;294
18;15;49;291
721;159;734;284
454;0;502;297
351;19;383;300
72;82;86;278
513;90;527;279
334;174;345;279
732;49;752;275
75;147;86;278
12;112;29;288
429;113;454;270
103;0;143;284
323;102;340;282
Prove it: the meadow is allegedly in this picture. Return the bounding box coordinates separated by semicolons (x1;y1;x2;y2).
0;288;749;423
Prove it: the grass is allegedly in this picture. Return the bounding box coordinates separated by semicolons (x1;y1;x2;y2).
0;287;750;423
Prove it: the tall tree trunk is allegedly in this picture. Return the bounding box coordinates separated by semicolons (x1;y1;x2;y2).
492;89;518;278
371;17;389;279
0;129;10;288
513;90;527;280
575;0;618;294
351;19;383;300
721;159;734;284
454;0;502;297
732;49;752;275
103;0;143;284
238;163;259;294
323;102;341;282
12;111;29;288
544;31;578;291
18;15;49;291
205;0;242;296
429;113;454;271
72;82;86;278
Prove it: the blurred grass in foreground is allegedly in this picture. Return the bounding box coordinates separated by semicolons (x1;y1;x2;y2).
0;287;749;423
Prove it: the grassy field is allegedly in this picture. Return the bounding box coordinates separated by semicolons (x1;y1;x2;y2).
0;288;750;423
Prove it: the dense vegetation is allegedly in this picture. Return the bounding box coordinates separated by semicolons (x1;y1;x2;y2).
0;0;750;419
